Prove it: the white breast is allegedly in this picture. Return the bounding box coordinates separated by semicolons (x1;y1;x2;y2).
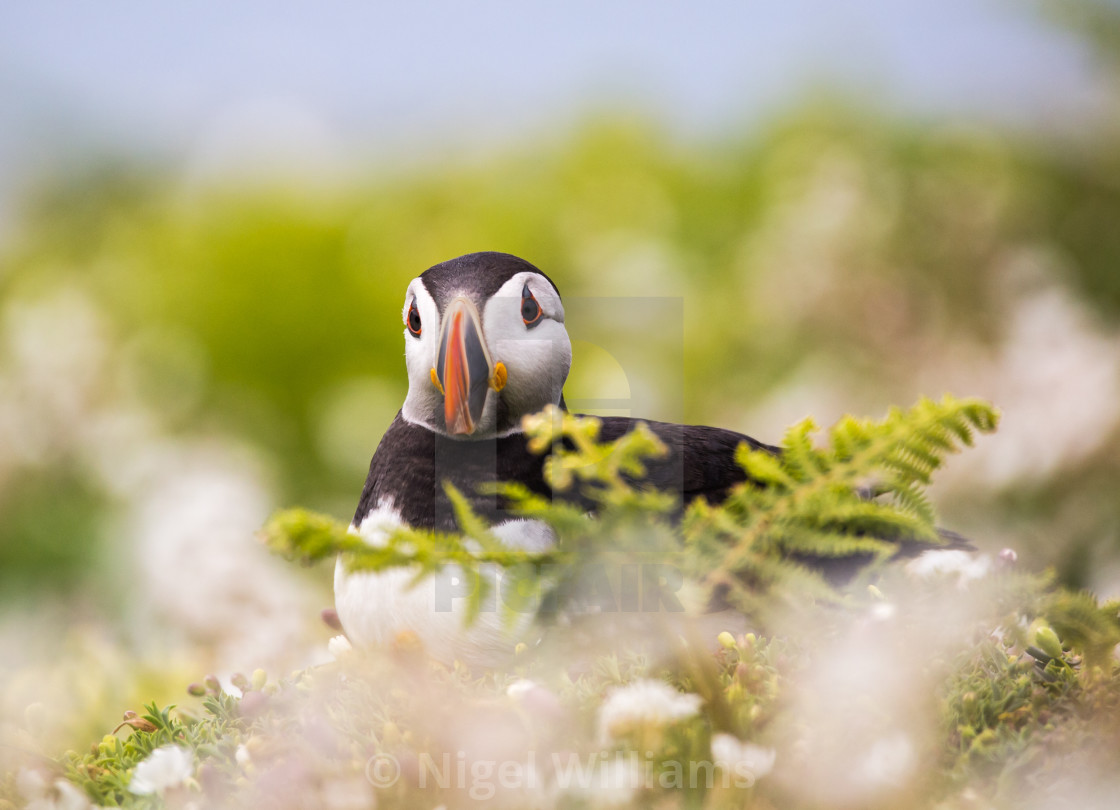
333;500;556;668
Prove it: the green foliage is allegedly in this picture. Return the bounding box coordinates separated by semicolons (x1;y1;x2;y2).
262;398;998;630
58;681;257;807
5;98;1120;601
1042;590;1120;671
0;469;108;600
262;498;570;628
38;582;1120;810
683;396;1000;616
941;638;1081;787
15;398;1120;809
262;502;565;575
520;405;670;498
263;408;681;626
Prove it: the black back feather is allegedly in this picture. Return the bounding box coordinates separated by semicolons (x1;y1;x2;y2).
352;413;773;532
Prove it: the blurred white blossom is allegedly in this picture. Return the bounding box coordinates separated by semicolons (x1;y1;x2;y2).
505;678;538;699
318;774;374;810
858;732;915;788
20;774;90;810
598;679;701;741
328;634;353;660
129;744;194;795
0;289;110;486
506;678;564;722
905;549;991;586
710;733;776;782
131;445;318;672
935;260;1120;489
563;754;644;807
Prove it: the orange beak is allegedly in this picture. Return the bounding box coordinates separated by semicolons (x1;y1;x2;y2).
435;297;493;435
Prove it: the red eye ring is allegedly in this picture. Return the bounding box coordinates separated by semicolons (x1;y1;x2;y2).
407;300;422;336
521;284;542;327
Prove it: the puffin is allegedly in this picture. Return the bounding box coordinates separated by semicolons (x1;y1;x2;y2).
334;252;786;665
334;251;962;665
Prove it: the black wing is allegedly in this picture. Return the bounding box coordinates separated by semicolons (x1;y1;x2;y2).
353;412;972;577
353;412;773;532
594;415;974;584
595;415;778;506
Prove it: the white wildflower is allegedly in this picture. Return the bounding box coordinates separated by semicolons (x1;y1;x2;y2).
858;732;915;787
16;768;47;801
598;679;701;741
563;755;643;806
129;744;195;795
52;781;91;810
235;744;252;768
711;733;776;784
905;550;990;586
506;678;563;721
17;769;90;810
320;774;373;809
869;601;896;622
506;678;537;699
29;781;90;810
328;634;353;660
595;755;644;805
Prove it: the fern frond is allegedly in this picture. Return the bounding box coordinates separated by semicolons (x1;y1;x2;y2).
264;396;997;633
684;395;998;616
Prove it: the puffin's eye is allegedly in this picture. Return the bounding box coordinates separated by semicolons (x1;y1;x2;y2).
407;299;422;336
521;284;542;327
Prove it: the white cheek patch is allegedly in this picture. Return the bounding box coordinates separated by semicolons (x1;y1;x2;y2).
492;331;570;380
401;282;444;427
481;272;571;418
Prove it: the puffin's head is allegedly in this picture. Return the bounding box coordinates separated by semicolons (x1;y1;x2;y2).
399;252;572;439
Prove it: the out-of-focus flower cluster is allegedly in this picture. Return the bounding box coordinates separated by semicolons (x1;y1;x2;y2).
0;287;328;786
8;555;1113;810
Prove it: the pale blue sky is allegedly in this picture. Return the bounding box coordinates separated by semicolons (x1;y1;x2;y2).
0;0;1105;198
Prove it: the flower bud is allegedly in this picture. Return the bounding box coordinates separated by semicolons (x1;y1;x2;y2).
22;703;45;736
328;635;353;660
382;720;402;747
114;711;157;734
1035;626;1063;661
235;744;252;768
239;690;269;720
321;607;343;631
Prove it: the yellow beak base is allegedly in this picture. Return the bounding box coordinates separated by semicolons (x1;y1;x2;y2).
489;362;507;392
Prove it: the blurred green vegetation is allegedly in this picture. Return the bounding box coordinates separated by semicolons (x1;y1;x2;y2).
0;468;106;599
29;404;1120;810
1;4;1120;804
5;101;1120;598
